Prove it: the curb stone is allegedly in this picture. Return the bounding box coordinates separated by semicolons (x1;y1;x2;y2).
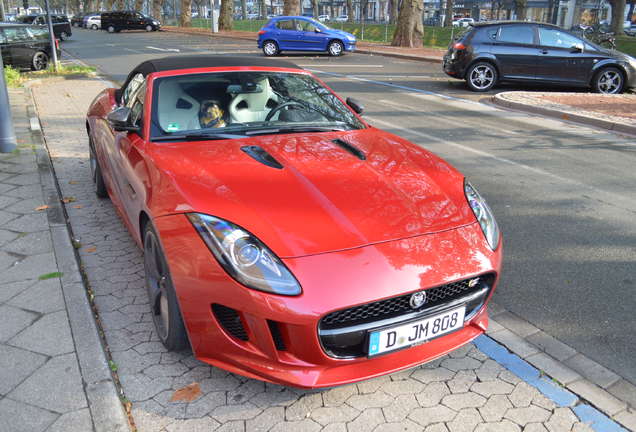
492;92;636;136
27;87;131;432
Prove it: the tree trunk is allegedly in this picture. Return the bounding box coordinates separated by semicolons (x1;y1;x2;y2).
153;0;163;19
134;0;144;11
390;0;398;24
360;0;368;21
311;0;318;17
241;0;247;19
283;0;300;16
180;0;191;26
608;0;626;33
444;0;453;26
259;0;266;18
391;0;423;47
218;0;232;29
514;0;526;20
346;0;353;20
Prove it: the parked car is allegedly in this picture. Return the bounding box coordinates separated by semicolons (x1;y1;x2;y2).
453;17;474;27
86;14;101;30
423;16;441;26
258;16;356;56
70;14;85;27
317;14;330;22
0;23;60;70
625;25;636;36
3;13;17;22
15;14;72;40
85;54;502;388
247;13;260;19
443;21;636;93
334;15;348;22
100;10;160;33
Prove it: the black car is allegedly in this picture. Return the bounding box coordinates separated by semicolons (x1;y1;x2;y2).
100;11;160;33
0;23;60;70
443;21;636;94
15;14;72;41
71;13;91;27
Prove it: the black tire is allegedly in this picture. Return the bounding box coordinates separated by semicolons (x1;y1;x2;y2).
89;137;108;198
91;24;98;30
60;31;68;40
31;51;49;71
592;66;624;94
143;224;189;351
465;61;498;92
327;40;344;56
262;40;279;57
145;24;153;32
107;25;116;33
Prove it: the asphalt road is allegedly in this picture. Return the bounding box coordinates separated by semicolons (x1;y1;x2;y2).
62;28;636;385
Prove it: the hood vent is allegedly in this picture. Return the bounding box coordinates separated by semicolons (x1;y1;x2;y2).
332;139;366;161
241;145;284;169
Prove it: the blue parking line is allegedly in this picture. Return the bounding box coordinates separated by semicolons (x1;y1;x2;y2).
474;335;627;432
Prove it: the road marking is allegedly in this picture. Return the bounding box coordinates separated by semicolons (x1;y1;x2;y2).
146;46;181;52
123;47;146;54
297;64;384;68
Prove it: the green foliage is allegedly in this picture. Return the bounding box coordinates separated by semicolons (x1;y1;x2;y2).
3;65;24;88
616;35;636;57
3;63;96;88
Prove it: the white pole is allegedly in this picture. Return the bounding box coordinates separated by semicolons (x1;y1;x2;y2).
211;0;218;32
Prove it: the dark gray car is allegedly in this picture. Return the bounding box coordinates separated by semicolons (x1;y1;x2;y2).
443;21;636;93
0;23;59;71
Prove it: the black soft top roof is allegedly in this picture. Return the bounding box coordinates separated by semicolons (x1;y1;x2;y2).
118;55;302;101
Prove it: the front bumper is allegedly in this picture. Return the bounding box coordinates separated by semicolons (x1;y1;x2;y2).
344;41;356;52
155;214;502;388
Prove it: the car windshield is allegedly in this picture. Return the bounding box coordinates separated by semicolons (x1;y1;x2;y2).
151;71;364;140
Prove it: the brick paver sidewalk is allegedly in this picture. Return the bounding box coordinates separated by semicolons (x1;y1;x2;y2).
27;75;629;432
0;89;128;431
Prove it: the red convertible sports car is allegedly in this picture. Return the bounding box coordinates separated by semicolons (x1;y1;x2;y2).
86;55;502;388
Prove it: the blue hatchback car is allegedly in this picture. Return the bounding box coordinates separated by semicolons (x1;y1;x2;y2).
258;16;356;57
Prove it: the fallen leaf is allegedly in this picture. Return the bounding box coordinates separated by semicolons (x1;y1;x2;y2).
170;383;201;402
35;205;49;211
85;246;97;253
62;197;76;203
68;181;79;184
73;204;83;209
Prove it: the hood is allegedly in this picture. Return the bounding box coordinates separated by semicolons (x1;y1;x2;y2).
151;128;474;258
327;29;355;40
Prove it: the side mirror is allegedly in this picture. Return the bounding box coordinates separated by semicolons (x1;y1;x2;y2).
571;43;584;53
315;28;322;33
107;107;139;133
346;97;364;115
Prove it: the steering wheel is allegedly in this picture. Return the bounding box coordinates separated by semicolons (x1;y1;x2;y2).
265;101;326;122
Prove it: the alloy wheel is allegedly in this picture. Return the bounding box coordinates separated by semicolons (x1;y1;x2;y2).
264;42;277;56
60;31;68;40
469;65;494;90
146;25;153;32
144;231;170;342
329;41;343;56
32;52;48;71
597;70;622;94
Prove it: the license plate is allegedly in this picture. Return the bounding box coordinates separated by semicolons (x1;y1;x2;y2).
368;307;465;356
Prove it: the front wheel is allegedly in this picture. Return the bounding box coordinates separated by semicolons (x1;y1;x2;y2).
91;24;98;30
328;40;344;56
89;137;108;198
145;24;153;32
144;224;189;351
466;62;498;92
107;25;115;33
262;40;279;56
31;51;49;71
60;31;68;40
593;67;624;94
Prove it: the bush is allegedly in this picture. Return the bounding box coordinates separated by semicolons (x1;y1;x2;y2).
3;65;24;88
3;63;96;88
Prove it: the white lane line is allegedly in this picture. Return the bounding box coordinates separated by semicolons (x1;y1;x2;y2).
376;98;522;135
368;116;635;203
146;46;181;52
123;48;146;54
297;64;384;68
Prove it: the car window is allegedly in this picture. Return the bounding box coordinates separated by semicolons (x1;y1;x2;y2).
538;27;582;48
0;30;6;44
26;27;49;40
122;73;145;106
3;27;30;42
482;27;498;40
498;25;535;45
277;20;295;30
298;20;317;32
128;82;146;130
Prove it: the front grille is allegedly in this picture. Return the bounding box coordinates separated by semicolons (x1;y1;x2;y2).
212;304;248;341
319;273;495;358
321;278;482;330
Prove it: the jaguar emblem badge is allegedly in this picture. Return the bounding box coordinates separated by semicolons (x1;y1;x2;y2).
409;291;427;309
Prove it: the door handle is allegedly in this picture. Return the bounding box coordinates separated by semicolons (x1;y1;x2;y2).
540;49;548;54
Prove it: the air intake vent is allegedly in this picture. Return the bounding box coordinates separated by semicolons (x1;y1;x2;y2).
332;139;366;160
212;304;249;341
241;145;284;169
267;320;286;350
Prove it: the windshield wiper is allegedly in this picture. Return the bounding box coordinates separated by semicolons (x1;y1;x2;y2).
152;132;244;141
245;126;347;136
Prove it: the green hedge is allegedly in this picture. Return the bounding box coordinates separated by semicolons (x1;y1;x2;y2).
616;35;636;57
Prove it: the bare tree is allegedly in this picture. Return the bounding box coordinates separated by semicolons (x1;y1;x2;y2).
259;0;266;18
444;0;452;26
513;0;526;20
180;0;192;26
607;0;626;33
134;0;144;11
241;0;247;19
219;0;232;29
390;0;398;24
311;0;318;18
391;0;423;47
283;0;300;15
152;0;163;18
115;0;124;10
346;0;353;21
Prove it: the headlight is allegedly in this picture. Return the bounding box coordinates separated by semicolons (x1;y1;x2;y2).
464;181;500;250
188;214;301;295
153;20;159;24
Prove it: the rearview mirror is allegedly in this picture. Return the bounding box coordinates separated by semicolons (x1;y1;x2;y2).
570;43;584;53
346;97;364;115
107;107;139;133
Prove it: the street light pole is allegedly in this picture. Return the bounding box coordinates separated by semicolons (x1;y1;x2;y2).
44;0;59;71
0;47;17;154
